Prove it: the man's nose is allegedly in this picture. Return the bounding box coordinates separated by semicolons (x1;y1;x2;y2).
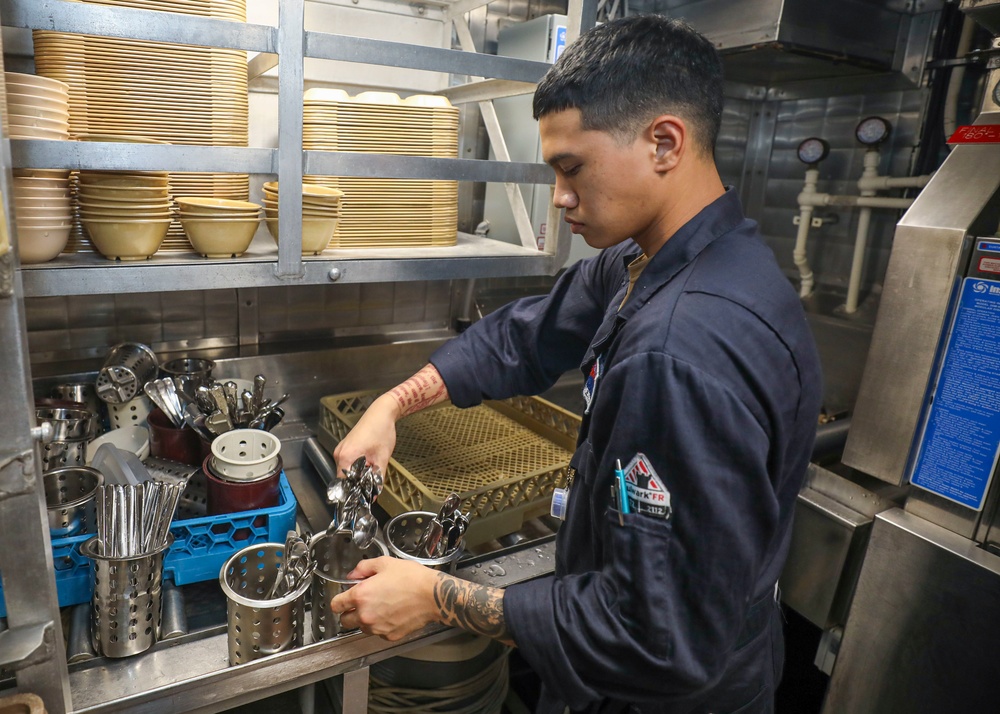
553;179;578;210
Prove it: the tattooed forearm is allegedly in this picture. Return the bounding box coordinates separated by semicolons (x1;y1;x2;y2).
389;364;449;418
433;573;513;646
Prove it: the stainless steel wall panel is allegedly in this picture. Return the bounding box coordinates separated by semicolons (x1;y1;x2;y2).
360;283;396;326
717;96;754;189
253;282;452;344
824;509;1000;713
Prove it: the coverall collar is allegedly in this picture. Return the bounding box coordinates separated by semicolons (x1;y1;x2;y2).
583;187;747;364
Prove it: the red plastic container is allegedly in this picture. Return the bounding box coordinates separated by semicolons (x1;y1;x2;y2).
203;454;282;515
147;408;212;466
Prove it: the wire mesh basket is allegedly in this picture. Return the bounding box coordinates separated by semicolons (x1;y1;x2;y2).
319;391;579;546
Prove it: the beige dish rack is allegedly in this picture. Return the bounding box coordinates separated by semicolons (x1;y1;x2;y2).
318;390;581;546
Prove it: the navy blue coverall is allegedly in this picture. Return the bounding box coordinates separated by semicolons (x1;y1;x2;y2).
430;189;823;714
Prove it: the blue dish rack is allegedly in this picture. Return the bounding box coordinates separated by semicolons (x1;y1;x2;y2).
0;473;297;618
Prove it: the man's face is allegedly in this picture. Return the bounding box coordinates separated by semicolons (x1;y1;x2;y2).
539;108;657;250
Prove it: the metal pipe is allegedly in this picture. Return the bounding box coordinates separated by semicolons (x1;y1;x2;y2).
857;174;933;191
67;604;94;663
161;580;188;640
794;168;819;298
846;150;882;314
799;193;914;210
303;437;338;486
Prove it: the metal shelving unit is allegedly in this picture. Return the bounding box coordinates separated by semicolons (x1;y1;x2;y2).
0;0;594;711
0;0;576;296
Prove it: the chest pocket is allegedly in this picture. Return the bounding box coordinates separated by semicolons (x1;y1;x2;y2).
604;509;676;659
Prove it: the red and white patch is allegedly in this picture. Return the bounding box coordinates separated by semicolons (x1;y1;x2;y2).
623;453;671;518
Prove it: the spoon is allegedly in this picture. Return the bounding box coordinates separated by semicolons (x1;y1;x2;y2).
352;510;377;549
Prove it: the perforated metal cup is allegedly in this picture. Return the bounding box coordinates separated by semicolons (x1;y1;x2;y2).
385;511;463;572
219;542;311;666
96;342;159;405
35;406;95;441
309;532;387;641
43;466;103;536
41;438;88;473
81;534;173;659
160;357;214;395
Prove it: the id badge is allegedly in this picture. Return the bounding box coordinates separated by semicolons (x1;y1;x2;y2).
550;466;576;520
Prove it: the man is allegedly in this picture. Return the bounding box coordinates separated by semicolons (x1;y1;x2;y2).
330;14;822;714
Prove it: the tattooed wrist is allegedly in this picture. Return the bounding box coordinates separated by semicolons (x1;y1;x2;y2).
432;573;513;645
389;365;449;418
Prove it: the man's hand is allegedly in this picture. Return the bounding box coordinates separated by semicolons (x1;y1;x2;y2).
330;557;514;646
330;557;440;640
332;363;449;475
332;392;400;476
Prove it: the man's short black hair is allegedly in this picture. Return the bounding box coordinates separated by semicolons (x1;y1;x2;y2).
533;14;724;155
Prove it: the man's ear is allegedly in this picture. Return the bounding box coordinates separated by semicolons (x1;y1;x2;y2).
650;115;685;172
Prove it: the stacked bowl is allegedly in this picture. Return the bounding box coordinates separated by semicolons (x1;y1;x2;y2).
12;170;74;264
5;72;74;263
261;182;343;255
4;71;71;141
34;0;251;254
78;167;172;261
175;197;261;258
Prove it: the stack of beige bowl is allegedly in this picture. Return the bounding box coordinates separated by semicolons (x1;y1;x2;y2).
4;72;73;263
302;89;459;248
11;170;73;264
176;197;261;258
4;71;71;141
33;0;249;254
78;168;171;261
261;182;343;255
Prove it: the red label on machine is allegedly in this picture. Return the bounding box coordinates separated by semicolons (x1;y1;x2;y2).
948;125;1000;144
979;257;1000;274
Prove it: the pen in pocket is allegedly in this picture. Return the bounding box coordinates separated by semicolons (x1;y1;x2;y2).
615;459;630;515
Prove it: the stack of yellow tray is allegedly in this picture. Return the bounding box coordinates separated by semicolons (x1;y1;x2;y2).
303;89;460;249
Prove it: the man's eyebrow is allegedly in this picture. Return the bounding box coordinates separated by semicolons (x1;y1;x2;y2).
545;152;579;167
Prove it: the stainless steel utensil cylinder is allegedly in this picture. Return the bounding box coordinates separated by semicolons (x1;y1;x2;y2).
96;343;159;405
43;466;103;535
82;535;172;658
385;511;463;572
309;532;387;641
219;542;312;666
160;357;214;395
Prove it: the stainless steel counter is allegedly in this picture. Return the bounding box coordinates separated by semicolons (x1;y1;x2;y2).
58;424;558;714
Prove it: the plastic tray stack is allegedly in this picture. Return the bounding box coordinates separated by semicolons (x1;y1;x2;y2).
318;391;580;546
302;90;460;249
32;0;249;254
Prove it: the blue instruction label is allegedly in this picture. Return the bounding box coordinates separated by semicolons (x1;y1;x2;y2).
978;241;1000;254
554;26;567;62
911;278;1000;510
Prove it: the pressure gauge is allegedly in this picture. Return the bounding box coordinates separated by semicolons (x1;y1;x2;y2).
797;137;830;165
855;116;891;146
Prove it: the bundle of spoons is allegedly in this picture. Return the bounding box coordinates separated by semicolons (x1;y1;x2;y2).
325;456;383;549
